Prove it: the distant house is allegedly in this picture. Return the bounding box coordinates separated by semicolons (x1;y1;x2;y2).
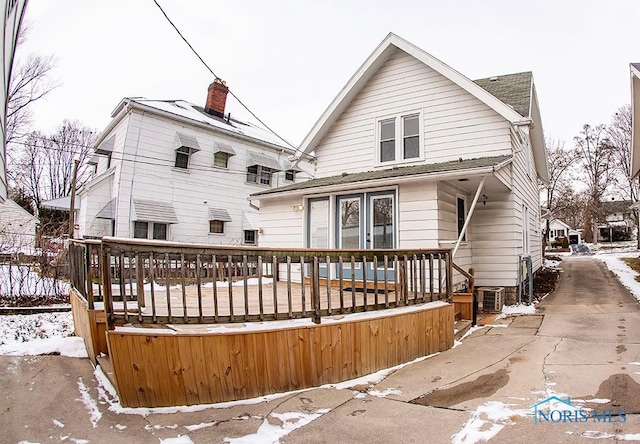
596;200;635;242
76;80;313;244
0;199;39;254
252;33;549;300
541;217;581;246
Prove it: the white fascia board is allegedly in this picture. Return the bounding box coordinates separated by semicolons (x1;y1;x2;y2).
527;84;550;185
299;33;525;157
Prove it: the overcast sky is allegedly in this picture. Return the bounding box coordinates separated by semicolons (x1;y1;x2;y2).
18;0;640;147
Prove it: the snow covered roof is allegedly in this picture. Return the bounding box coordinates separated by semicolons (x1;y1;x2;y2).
40;196;79;211
109;98;294;153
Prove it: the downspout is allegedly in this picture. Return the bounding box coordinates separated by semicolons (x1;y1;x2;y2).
452;176;486;259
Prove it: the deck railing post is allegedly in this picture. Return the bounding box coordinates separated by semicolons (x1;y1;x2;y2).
101;244;114;330
311;256;321;324
85;243;94;309
446;252;453;303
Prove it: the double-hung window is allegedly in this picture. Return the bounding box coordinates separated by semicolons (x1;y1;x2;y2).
246;166;273;186
377;113;422;164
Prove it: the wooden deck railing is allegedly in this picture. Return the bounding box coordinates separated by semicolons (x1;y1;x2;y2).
69;237;453;327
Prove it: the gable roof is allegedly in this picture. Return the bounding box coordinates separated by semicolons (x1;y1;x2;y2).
296;33;548;183
474;72;532;118
252;155;512;198
631;63;640;178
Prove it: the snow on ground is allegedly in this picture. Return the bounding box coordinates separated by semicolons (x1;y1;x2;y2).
0;263;70;296
0;311;86;357
497;304;537;318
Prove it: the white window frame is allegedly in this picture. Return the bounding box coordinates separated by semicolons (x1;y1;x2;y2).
246;165;272;186
375;110;424;166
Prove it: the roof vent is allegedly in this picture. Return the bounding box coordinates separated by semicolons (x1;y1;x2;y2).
489;76;498;81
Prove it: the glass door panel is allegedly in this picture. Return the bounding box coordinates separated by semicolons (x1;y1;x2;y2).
338;197;362;249
371;195;394;249
308;198;329;278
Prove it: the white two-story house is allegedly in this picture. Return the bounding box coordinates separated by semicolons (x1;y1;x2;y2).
77;80;313;245
251;33;549;301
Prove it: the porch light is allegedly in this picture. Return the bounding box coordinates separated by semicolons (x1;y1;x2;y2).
293;204;304;211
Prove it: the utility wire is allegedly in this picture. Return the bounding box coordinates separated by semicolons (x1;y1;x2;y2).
7;137;313;178
151;0;314;160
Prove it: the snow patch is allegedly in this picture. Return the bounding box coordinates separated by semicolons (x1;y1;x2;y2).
76;377;102;427
160;436;194;444
497;304;536;318
224;409;330;444
185;421;217;431
451;401;529;444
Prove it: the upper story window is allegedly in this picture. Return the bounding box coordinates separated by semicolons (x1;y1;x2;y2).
213;142;236;169
377;112;422;164
175;147;191;169
246;152;283;187
214;152;230;168
174;132;200;171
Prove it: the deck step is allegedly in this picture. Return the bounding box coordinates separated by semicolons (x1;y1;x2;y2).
96;354;117;390
454;319;472;341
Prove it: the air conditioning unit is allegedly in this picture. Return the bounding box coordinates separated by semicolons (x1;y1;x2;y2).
477;287;505;312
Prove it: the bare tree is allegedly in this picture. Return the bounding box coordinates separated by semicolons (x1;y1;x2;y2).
10;120;97;213
606;105;638;246
5;53;57;145
574;124;616;242
541;138;579;248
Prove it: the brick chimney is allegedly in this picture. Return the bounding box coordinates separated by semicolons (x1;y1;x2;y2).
204;79;229;118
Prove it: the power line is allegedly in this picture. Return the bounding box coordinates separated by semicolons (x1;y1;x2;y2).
151;0;314;161
7;137;313;179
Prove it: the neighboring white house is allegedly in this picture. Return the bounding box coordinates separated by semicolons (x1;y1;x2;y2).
541;218;581;246
596;199;635;243
0;199;39;254
76;80;313;245
252;33;549;299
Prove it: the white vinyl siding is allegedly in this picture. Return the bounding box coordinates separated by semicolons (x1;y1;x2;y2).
313;49;512;177
79;107;313;245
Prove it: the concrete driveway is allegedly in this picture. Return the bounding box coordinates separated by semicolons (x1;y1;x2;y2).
3;256;640;443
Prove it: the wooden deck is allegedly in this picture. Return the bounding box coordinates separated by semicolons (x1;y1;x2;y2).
68;238;464;408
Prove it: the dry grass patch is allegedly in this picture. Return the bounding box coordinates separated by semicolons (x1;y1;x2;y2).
621;257;640;282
